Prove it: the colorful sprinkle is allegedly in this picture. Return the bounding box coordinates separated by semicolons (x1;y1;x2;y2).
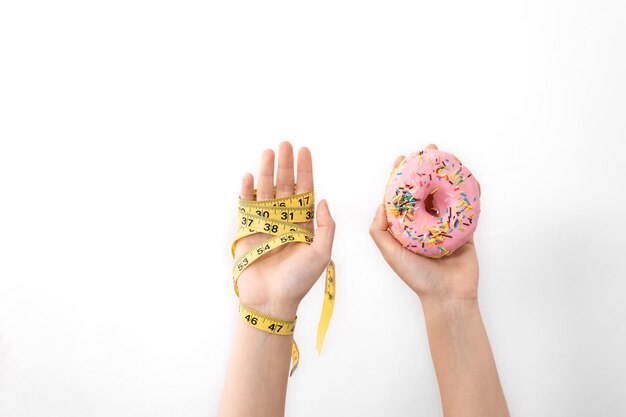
389;187;419;221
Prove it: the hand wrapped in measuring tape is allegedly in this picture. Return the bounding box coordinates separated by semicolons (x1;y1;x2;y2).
231;142;336;376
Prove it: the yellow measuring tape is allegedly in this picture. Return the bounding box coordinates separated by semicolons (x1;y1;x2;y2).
231;187;336;376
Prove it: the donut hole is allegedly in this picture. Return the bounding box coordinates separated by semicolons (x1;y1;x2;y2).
424;191;440;217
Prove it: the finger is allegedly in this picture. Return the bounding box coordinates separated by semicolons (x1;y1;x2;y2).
312;199;335;258
425;143;438;150
392;155;405;171
276;141;295;198
240;173;254;200
295;147;314;194
257;149;275;201
369;204;403;264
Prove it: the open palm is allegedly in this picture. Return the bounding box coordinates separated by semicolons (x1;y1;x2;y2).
233;142;335;318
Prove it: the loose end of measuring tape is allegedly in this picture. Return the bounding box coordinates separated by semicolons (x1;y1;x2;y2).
315;260;336;354
289;360;299;377
289;341;300;377
315;305;334;354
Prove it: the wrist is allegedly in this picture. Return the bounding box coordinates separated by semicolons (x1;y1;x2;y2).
419;295;479;323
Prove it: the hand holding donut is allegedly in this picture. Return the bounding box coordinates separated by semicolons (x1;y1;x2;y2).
369;144;482;303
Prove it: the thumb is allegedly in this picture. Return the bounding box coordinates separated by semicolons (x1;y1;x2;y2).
312;199;335;258
369;204;402;264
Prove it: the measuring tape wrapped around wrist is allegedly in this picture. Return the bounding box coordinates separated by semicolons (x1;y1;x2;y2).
231;187;336;376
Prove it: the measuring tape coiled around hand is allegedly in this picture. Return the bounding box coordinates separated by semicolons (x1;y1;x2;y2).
231;188;335;376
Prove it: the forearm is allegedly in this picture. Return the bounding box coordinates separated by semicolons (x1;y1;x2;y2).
217;306;297;417
421;297;509;417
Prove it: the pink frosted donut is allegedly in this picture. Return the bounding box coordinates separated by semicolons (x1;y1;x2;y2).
383;148;481;258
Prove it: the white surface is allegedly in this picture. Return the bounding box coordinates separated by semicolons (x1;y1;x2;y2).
1;1;626;416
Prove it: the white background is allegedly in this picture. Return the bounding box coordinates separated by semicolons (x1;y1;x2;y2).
1;1;625;416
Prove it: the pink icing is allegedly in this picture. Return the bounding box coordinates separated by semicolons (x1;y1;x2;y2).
383;148;481;258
